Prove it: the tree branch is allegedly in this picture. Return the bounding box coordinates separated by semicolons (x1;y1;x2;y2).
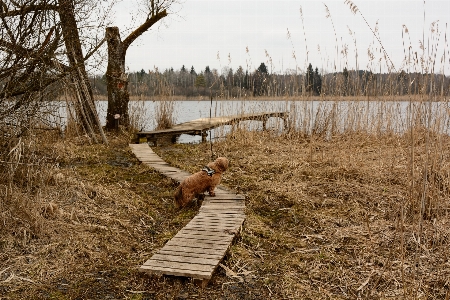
122;9;167;51
0;73;65;99
0;26;57;58
0;4;59;18
84;37;106;61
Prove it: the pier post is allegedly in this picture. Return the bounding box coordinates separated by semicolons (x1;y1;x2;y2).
283;114;289;131
262;116;268;130
201;131;208;143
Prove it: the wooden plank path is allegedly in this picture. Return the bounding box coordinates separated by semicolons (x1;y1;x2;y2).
136;111;288;145
129;143;245;286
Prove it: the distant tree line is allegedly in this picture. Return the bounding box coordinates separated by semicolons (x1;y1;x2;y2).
89;62;450;99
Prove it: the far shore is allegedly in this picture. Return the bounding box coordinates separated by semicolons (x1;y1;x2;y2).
89;94;448;102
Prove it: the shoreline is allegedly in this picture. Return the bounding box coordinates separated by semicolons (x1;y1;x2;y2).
89;95;448;102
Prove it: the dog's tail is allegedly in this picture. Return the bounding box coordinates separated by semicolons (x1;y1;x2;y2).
174;185;183;208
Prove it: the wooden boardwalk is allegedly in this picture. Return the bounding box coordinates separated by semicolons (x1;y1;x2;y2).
129;144;245;286
136;111;288;145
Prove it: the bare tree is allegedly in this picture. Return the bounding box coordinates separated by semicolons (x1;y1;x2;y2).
0;0;107;143
59;0;108;143
105;0;174;130
0;1;61;140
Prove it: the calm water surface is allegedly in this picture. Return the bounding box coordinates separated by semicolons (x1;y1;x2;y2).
49;99;450;143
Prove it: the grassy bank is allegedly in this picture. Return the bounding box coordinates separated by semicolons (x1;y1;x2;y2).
1;127;448;299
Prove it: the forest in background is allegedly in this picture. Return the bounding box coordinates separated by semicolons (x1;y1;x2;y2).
89;62;450;99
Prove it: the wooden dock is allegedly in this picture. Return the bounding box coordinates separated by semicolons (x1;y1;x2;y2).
136;111;288;145
129;144;245;287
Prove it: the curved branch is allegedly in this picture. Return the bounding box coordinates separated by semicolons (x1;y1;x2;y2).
122;9;167;51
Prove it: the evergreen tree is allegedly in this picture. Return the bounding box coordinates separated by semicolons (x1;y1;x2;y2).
195;73;206;87
227;68;234;87
343;67;349;96
181;65;186;73
306;63;314;92
204;66;213;88
190;66;196;75
244;71;249;90
138;69;146;81
257;62;268;74
313;67;322;95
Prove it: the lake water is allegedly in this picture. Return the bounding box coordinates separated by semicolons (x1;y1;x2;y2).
48;99;450;143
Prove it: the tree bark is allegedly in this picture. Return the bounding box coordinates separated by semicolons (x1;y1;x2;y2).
105;26;129;130
105;8;167;130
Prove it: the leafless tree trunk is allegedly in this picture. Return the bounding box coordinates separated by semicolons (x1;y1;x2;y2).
58;0;107;143
105;1;167;130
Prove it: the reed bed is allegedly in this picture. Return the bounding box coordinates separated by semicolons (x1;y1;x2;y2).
156;127;450;299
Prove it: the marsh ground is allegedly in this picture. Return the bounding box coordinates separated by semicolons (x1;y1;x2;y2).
1;130;449;299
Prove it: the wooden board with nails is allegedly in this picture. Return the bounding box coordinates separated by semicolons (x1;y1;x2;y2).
129;143;245;286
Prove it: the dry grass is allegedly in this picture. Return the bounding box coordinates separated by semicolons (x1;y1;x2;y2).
0;118;449;299
0;133;196;299
155;129;450;299
154;100;176;130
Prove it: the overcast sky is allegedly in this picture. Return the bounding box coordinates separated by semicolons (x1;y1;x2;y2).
107;0;450;75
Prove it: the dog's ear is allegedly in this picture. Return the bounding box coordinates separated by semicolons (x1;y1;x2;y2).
215;157;229;171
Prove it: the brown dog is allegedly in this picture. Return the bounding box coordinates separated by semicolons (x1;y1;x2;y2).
174;157;229;208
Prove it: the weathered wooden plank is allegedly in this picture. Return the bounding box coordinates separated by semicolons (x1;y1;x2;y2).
133;153;161;156
185;223;242;232
194;210;245;215
174;232;235;242
187;214;245;221
202;198;245;203
177;226;237;235
141;259;217;273
177;224;238;231
182;225;241;233
173;234;234;242
189;216;244;223
136;156;166;160
157;248;225;259
201;201;246;206
191;218;245;226
201;202;244;207
191;216;245;223
197;205;244;210
149;254;220;266
199;206;245;211
146;164;175;169
166;237;230;247
181;228;240;236
205;194;245;200
199;204;243;209
198;209;245;215
197;205;245;210
139;265;212;279
198;216;245;222
157;245;229;256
